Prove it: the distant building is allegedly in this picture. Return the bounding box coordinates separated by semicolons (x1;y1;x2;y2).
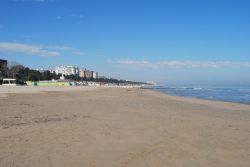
0;59;7;70
0;59;7;78
79;69;98;79
79;69;85;78
84;70;92;79
55;65;79;76
92;71;98;79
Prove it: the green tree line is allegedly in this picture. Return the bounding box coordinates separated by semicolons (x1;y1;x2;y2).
0;64;60;84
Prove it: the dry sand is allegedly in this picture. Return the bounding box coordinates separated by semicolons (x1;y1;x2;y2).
0;86;250;167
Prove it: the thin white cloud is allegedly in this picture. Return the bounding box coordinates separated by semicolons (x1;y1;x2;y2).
158;61;232;68
116;60;158;68
72;51;87;56
70;14;84;19
116;60;250;69
0;42;59;57
0;42;90;57
47;45;74;51
55;14;84;23
239;62;250;68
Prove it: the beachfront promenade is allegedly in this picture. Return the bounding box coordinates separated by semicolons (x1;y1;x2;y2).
0;86;250;167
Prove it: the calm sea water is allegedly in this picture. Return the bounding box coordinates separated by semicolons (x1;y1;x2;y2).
145;86;250;104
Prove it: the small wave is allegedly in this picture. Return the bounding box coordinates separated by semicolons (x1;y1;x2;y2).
193;87;203;90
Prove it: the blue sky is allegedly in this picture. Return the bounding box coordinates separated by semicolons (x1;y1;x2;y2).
0;0;249;85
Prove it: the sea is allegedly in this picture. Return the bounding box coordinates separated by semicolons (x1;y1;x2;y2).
144;85;250;105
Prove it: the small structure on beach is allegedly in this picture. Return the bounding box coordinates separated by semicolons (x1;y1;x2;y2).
2;78;17;86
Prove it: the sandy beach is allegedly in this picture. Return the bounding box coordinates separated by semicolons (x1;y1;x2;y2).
0;86;250;167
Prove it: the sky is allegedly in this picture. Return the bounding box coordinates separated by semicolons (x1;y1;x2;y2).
0;0;249;85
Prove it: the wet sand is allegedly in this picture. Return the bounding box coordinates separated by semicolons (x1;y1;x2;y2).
0;86;250;167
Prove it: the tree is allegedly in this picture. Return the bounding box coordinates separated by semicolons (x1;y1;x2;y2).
27;70;42;81
8;65;25;79
42;70;52;80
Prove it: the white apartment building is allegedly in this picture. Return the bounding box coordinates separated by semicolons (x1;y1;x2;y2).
79;70;85;78
84;70;92;79
92;71;98;79
79;69;98;79
55;65;79;76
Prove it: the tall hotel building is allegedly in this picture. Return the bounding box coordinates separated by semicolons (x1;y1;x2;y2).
55;66;79;76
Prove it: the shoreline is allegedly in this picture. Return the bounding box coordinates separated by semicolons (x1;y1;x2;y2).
142;88;250;112
1;85;249;109
144;86;250;106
